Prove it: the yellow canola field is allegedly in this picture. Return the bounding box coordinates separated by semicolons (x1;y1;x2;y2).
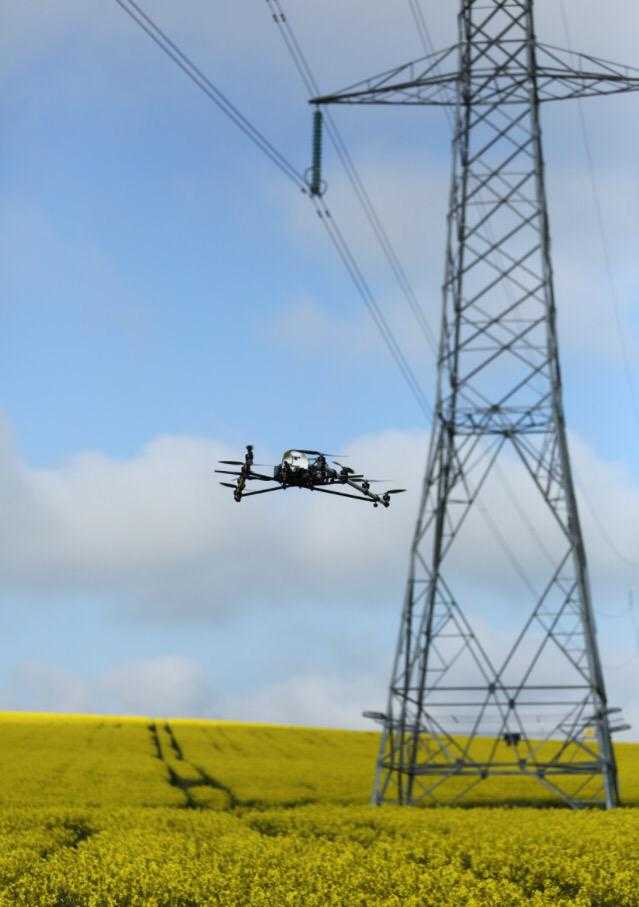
0;713;636;905
3;805;638;906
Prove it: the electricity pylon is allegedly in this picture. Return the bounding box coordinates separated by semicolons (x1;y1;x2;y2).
315;0;638;808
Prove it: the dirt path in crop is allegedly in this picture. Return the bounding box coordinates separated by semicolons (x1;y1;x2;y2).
147;722;238;809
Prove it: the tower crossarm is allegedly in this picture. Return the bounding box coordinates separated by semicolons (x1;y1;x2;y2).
312;44;639;107
534;44;639;102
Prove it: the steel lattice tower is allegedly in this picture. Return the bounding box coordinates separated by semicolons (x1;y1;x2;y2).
315;0;639;808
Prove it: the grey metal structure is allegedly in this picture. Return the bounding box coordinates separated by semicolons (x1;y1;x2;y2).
314;0;638;808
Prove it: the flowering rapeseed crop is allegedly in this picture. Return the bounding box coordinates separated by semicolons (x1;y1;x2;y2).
0;712;636;905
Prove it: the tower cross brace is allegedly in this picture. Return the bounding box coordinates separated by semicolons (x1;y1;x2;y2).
314;0;638;809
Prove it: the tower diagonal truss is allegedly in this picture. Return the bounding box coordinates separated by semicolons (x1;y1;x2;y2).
314;0;638;808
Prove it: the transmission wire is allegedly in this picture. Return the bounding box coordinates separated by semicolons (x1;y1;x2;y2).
113;0;306;189
408;0;454;131
113;0;432;421
116;0;634;626
265;0;559;597
311;200;432;417
413;0;638;601
558;0;639;572
270;0;556;514
419;2;635;628
575;477;637;570
558;1;639;435
410;1;635;707
267;0;439;355
406;0;560;600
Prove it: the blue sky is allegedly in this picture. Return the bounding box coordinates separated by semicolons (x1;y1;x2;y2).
2;1;638;738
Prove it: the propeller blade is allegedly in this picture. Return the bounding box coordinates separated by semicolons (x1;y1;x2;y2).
219;482;237;489
384;489;406;495
332;461;354;473
218;459;244;466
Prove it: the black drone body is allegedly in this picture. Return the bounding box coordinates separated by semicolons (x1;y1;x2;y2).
216;446;405;508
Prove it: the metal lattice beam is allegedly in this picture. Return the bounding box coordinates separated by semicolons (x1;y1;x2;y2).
314;44;639;107
316;0;634;809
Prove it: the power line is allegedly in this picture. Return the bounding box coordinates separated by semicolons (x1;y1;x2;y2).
474;498;540;600
313;201;433;418
408;0;434;55
605;591;639;669
113;0;306;190
407;0;454;131
557;1;639;577
406;2;638;612
116;0;636;615
116;0;540;569
267;0;556;599
411;1;638;582
267;0;439;356
559;1;639;433
403;2;553;597
113;0;433;420
574;476;637;570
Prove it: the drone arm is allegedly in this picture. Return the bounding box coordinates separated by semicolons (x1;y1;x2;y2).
313;487;376;503
344;477;381;503
214;469;274;481
239;485;287;498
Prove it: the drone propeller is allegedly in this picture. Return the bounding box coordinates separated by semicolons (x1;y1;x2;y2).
218;459;244;466
332;461;354;473
384;489;406;495
219;481;237;489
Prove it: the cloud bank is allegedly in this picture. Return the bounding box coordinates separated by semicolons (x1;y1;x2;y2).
1;415;636;619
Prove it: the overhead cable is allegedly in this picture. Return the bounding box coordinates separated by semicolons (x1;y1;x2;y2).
270;0;567;599
113;0;433;420
575;477;637;570
408;0;454;131
267;0;439;356
113;0;306;189
559;1;639;433
411;0;638;597
557;0;639;571
313;203;433;418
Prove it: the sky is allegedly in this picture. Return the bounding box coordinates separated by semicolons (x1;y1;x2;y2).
2;0;638;740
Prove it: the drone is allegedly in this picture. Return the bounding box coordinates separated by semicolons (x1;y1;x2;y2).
216;446;405;508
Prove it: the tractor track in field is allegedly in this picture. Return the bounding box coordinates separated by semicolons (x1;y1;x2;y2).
147;723;318;812
147;721;238;810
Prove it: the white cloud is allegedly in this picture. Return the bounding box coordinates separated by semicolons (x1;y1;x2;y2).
1;413;637;616
0;654;211;718
1;412;637;743
101;654;210;716
0;661;90;713
221;671;388;730
2;651;635;741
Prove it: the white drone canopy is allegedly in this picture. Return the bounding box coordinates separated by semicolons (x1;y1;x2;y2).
282;449;309;471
